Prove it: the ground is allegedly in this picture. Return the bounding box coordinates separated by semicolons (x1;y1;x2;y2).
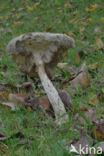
0;0;104;156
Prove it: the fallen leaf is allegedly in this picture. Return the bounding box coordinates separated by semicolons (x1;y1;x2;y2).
0;143;8;155
100;17;104;23
79;27;85;34
0;90;72;117
26;3;40;12
64;2;72;9
13;21;23;27
24;96;40;110
39;96;50;110
70;69;90;89
57;63;68;70
94;27;101;34
0;101;16;110
95;37;104;50
92;119;104;140
84;109;97;123
9;93;25;104
58;63;90;90
67;31;75;38
85;4;98;12
59;90;72;111
0;92;9;100
69;63;90;89
89;95;99;106
57;63;79;76
88;63;99;70
39;90;72;117
73;113;86;126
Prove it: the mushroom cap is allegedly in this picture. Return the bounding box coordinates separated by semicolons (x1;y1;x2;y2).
7;32;75;76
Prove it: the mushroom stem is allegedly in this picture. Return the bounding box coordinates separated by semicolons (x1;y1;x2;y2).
37;64;68;125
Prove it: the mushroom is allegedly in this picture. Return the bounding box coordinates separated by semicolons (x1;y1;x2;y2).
6;32;75;125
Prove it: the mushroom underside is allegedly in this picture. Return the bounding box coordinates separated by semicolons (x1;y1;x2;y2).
13;47;68;78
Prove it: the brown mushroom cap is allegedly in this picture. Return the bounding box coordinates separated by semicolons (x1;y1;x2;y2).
7;32;75;76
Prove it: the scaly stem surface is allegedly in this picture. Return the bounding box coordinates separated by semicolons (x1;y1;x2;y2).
37;64;68;125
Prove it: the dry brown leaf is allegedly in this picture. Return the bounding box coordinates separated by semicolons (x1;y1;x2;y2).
84;109;97;123
24;96;40;110
59;90;72;111
39;90;72;116
0;92;9;100
92;120;104;140
70;71;90;89
9;93;25;104
39;96;50;110
6;90;72;116
0;101;16;110
73;108;97;128
70;63;90;89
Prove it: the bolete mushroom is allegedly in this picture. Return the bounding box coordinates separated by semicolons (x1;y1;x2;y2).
6;32;75;125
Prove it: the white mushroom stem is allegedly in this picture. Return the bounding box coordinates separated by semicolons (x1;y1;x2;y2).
37;63;68;125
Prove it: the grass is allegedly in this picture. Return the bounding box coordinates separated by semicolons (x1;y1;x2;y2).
0;0;104;155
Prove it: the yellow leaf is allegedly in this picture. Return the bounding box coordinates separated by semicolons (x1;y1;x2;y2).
26;6;34;12
96;37;104;50
13;21;23;27
26;3;40;12
87;18;93;23
100;17;104;23
88;63;99;70
92;121;104;140
89;95;99;105
64;2;72;9
85;4;98;12
79;27;85;33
